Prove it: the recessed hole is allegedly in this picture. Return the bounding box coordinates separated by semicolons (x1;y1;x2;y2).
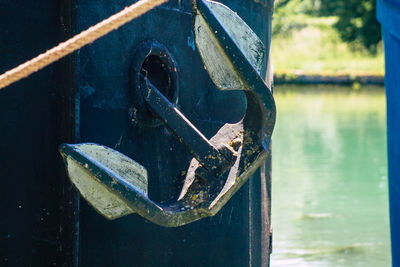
140;55;174;102
130;41;179;128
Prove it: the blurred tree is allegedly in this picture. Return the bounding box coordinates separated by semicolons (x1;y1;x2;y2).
273;0;382;52
272;0;312;35
317;0;339;15
333;0;381;52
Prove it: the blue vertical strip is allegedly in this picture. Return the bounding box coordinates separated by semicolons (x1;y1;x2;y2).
383;29;400;267
377;1;400;266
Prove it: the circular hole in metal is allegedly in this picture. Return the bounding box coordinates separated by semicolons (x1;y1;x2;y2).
140;55;175;103
129;41;179;127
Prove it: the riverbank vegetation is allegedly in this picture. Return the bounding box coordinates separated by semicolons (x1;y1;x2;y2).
271;0;384;81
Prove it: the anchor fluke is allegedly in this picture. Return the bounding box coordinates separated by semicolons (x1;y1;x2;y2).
59;143;148;220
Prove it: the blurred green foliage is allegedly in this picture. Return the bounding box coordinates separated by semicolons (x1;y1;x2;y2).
334;0;381;53
273;0;382;53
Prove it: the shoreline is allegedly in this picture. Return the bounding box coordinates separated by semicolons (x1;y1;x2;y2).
274;71;384;85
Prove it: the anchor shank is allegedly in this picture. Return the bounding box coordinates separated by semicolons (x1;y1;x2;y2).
141;75;233;172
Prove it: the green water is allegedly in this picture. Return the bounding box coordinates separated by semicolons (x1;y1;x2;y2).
270;85;391;267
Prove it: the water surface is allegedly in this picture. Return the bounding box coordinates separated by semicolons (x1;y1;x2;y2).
271;85;391;267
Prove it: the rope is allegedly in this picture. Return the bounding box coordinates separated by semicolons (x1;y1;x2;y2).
0;0;168;90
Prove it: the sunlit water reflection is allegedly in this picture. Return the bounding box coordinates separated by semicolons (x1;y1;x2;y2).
271;85;391;267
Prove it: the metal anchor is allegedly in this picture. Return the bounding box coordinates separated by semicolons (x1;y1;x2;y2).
59;0;276;227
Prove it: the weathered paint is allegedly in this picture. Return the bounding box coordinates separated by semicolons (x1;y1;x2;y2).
205;0;265;74
62;143;150;219
60;0;275;228
0;0;274;265
75;0;274;265
195;14;246;90
76;143;148;195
